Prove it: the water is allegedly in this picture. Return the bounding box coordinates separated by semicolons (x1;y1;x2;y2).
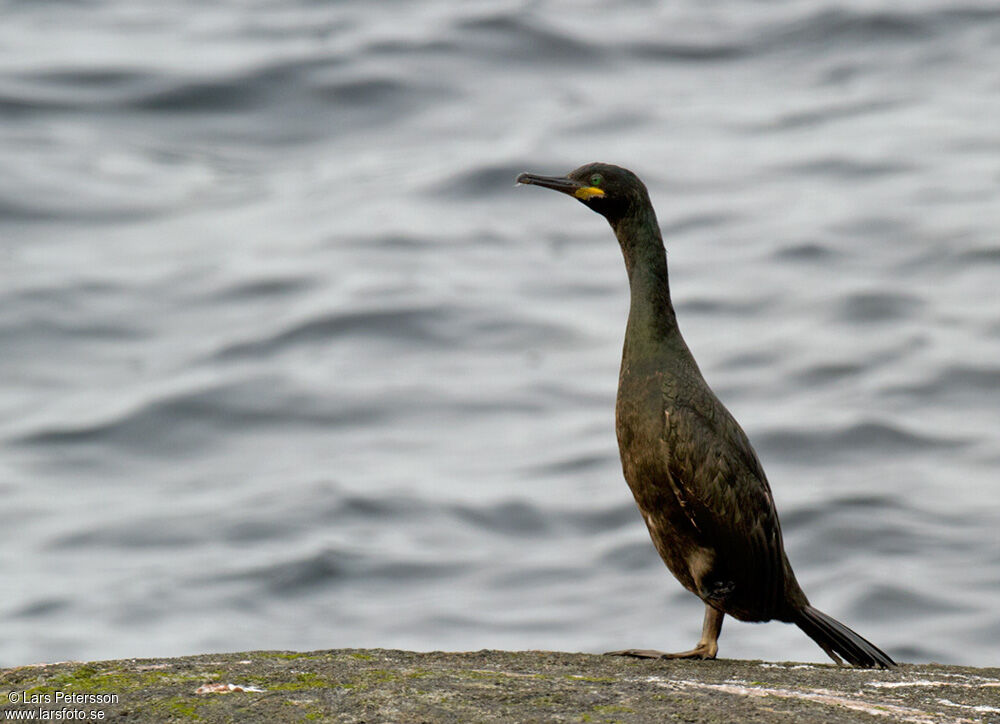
1;0;999;668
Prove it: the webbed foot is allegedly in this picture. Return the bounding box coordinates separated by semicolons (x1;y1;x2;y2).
604;649;668;659
606;604;723;661
661;642;718;660
604;643;717;660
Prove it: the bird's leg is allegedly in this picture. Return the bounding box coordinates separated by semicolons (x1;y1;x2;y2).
606;604;724;660
662;604;723;659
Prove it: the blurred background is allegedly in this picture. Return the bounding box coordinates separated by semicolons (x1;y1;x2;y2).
1;0;998;668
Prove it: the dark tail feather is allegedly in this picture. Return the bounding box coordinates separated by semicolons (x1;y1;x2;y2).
794;606;895;669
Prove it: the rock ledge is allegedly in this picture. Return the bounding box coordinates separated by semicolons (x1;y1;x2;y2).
2;649;998;722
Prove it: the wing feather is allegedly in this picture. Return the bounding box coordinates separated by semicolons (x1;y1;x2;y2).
660;382;788;621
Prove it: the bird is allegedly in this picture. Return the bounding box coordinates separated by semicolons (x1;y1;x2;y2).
516;163;895;668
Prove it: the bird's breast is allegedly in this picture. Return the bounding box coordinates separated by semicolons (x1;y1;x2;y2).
615;368;709;594
615;369;679;512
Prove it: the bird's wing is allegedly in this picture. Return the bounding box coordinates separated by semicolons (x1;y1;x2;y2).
660;386;788;619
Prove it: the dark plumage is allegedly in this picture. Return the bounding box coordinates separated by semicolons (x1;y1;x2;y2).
517;163;895;668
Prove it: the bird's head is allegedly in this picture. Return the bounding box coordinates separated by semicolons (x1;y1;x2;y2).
516;163;649;226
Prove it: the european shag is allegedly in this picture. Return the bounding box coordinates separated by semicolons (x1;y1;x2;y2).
516;163;895;669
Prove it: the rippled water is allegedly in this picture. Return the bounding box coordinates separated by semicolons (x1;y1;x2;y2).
2;0;999;668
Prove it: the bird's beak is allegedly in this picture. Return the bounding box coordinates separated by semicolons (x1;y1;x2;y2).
516;173;605;201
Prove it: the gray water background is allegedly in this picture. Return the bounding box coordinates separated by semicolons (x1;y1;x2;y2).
1;0;999;668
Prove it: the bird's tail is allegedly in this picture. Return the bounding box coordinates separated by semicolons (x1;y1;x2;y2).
793;605;895;669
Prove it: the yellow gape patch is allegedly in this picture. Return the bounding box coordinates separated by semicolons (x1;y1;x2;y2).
574;186;605;200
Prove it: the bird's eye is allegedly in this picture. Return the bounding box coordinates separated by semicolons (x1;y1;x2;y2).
590;174;603;187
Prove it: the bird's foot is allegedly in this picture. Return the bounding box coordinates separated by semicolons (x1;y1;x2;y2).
661;643;718;660
604;649;668;659
604;643;718;660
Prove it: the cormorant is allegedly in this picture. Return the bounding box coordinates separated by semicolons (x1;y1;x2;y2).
516;163;895;668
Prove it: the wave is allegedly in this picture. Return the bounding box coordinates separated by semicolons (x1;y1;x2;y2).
16;377;383;452
622;4;1000;64
778;157;913;180
754;419;967;463
215;548;467;595
454;13;601;64
0;55;446;131
435;162;538;201
882;363;1000;406
832;291;925;324
211;306;456;360
209;303;580;361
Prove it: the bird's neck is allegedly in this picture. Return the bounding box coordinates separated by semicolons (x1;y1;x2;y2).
613;208;678;348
